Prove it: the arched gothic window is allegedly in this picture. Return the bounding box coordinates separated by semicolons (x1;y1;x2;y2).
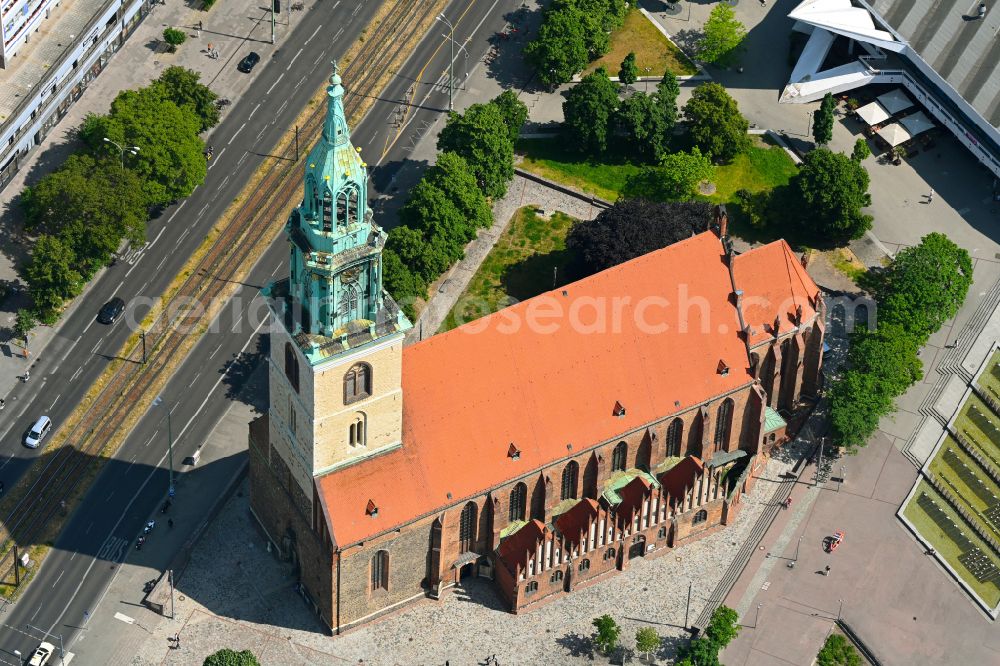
560;461;579;501
612;441;628;472
371;550;389;591
666;418;683;457
344;363;372;405
284;342;300;393
713;398;734;452
459;502;477;553
509;483;527;522
693;509;708;525
348;413;366;447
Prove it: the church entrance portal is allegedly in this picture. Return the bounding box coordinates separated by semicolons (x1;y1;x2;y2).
628;537;646;560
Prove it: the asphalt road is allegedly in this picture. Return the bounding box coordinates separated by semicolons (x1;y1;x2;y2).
0;0;521;660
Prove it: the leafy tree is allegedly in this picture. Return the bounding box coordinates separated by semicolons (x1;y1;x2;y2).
525;5;590;86
14;308;37;344
618;52;639;85
698;4;746;66
851;137;871;162
152;66;220;132
656;148;713;200
782;148;872;242
424;151;493;231
683;83;750;162
24;235;82;323
829;369;893;450
656;71;681;130
635;626;661;659
677;636;721;666
399;179;477;248
591;614;621;654
848;324;923;397
437;102;514;198
385;224;455;286
816;634;862;666
21;154;147;274
80;87;206;205
203;649;260;666
875;232;973;340
491;90;529;144
705;605;740;648
615;92;666;163
162;27;187;50
812;93;835;146
562;68;619;155
567;200;711;274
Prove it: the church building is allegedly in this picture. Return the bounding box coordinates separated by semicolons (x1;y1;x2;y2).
248;66;825;634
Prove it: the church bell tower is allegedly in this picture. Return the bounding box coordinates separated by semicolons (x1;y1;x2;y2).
262;62;412;498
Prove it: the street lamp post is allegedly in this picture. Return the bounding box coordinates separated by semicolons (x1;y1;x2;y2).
153;396;175;498
644;66;652;92
837;598;843;620
755;603;762;628
102;137;139;173
684;581;692;627
437;14;456;112
794;535;803;561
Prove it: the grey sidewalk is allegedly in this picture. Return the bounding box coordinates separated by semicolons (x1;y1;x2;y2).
0;0;315;404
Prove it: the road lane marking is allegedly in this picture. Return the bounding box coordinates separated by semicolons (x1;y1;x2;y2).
81;317;96;336
31;605;42;622
70;367;83;382
277;99;288;115
105;489;115;502
305;23;323;44
220;175;231;189
188;372;201;388
231;314;243;332
110;280;124;298
209;343;223;359
178;229;190;243
145;433;156;447
48;395;59;410
53;570;64;588
248;103;260;119
177;316;267;442
150;227;167;249
157;256;168;271
228;122;246;145
208;147;226;168
198;203;210;218
286;47;303;70
114;612;135;625
139;281;149;293
266;73;285;95
91;341;101;354
295;75;307;89
125;256;143;277
237;152;248;166
60;338;79;365
334;27;343;41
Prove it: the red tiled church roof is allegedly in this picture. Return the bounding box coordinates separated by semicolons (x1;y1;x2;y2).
316;232;819;546
555;498;600;545
496;519;547;568
732;240;818;346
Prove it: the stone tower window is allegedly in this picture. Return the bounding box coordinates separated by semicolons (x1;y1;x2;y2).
344;363;372;405
612;441;628;472
509;483;527;522
371;550;389;591
560;461;578;500
713;398;734;453
693;509;708;525
666;418;683;457
284;342;300;393
349;413;366;447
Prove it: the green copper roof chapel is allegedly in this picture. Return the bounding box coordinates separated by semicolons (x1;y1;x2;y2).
279;62;410;344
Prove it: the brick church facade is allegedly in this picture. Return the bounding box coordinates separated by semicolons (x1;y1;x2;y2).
248;67;825;633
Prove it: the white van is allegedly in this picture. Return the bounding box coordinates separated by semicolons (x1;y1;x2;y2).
25;416;52;449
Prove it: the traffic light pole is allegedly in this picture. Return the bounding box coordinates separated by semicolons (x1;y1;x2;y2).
271;1;276;44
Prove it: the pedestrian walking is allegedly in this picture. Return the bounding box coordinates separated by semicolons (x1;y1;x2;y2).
824;565;831;576
927;188;934;202
198;20;203;30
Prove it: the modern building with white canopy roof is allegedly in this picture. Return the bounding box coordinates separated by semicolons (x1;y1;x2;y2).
782;0;1000;178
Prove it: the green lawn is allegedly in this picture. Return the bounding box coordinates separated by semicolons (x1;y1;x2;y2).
928;440;1000;537
902;479;1000;608
585;8;698;78
977;350;1000;403
954;393;1000;468
439;207;577;333
516;135;798;209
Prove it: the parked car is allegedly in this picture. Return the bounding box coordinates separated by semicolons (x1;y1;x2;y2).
237;52;261;73
97;297;126;324
25;416;52;449
28;641;54;666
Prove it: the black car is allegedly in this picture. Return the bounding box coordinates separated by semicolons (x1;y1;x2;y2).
237;52;261;73
97;297;126;325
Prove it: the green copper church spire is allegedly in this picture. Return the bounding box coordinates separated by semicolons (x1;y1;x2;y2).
278;62;410;345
